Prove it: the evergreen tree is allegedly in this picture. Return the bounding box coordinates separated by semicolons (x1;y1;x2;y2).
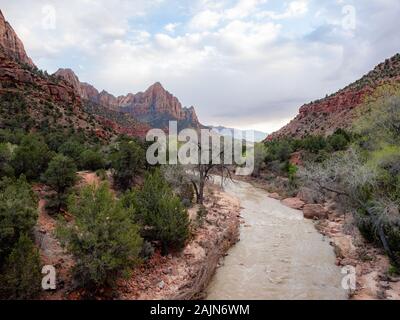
0;176;38;262
111;140;145;190
132;171;190;253
0;234;42;300
42;155;77;214
12;134;52;180
57;183;143;290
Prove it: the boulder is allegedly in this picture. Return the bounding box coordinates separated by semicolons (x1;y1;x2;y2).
303;204;328;220
281;197;305;210
269;193;281;200
297;187;318;204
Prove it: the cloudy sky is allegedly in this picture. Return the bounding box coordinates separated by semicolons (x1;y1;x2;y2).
1;0;399;132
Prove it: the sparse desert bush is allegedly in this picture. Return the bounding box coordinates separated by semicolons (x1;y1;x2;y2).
161;164;194;206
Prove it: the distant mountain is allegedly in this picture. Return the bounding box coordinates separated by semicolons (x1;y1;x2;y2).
0;9;204;139
210;126;268;143
0;10;150;140
54;69;203;131
268;53;400;140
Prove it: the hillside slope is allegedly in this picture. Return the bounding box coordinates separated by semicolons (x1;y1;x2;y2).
268;53;400;140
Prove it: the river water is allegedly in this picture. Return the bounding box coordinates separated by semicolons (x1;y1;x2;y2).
206;179;347;300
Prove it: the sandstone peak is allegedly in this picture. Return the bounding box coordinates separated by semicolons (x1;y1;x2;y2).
146;81;165;91
0;10;35;67
54;70;202;129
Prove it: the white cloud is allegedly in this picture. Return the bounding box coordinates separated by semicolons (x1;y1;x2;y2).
0;0;399;129
189;10;222;30
225;0;266;20
164;22;180;33
258;0;309;20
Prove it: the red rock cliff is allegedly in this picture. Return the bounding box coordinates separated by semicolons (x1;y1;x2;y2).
0;10;34;67
268;53;400;140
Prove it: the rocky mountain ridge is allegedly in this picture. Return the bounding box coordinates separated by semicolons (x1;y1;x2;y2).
268;53;400;140
54;69;202;130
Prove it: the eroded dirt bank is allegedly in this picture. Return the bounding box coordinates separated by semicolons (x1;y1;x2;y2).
118;185;241;300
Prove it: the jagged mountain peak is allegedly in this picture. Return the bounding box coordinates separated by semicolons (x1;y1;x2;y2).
54;68;202;129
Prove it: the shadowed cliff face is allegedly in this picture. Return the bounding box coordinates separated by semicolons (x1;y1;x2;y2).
268;53;400;140
0;10;34;68
54;69;202;130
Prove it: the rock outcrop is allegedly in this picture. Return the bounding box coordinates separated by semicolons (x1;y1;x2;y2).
268;53;400;140
0;10;34;67
281;197;305;210
0;53;80;106
303;204;328;220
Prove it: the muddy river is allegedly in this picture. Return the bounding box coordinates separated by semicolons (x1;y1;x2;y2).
206;179;347;300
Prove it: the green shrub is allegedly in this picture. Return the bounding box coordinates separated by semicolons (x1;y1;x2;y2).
0;176;38;262
0;143;14;178
12;134;53;180
0;234;42;300
265;139;294;162
96;169;108;181
45;132;67;152
79;149;105;171
57;183;142;290
59;138;85;164
42;155;77;214
129;171;190;254
111;140;145;190
301;135;327;153
327;133;349;151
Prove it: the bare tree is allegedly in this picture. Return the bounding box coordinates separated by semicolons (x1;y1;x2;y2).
189;141;233;205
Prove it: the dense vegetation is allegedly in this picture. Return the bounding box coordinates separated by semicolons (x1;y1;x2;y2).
0;91;193;298
301;88;400;268
0;177;41;299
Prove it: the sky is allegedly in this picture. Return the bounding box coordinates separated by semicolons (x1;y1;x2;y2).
0;0;399;132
